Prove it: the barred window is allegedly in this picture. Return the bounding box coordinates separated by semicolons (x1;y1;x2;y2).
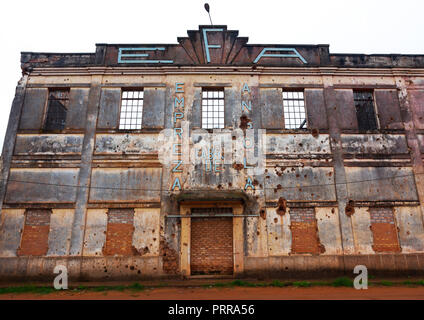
119;90;143;130
202;89;224;129
354;90;378;131
283;90;307;129
44;89;69;131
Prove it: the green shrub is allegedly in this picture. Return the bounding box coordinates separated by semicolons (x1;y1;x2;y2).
293;281;312;287
332;277;353;287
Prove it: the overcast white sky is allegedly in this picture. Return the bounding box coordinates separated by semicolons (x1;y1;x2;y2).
0;0;423;151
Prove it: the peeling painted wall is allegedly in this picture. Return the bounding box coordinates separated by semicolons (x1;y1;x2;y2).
47;209;74;256
351;207;374;254
266;167;336;201
266;134;330;155
89;168;161;203
316;207;343;255
5;168;79;203
83;209;107;257
341;134;408;155
95;134;158;154
345;167;418;201
133;208;160;257
0;209;25;257
14;134;83;155
394;206;424;253
266;208;291;256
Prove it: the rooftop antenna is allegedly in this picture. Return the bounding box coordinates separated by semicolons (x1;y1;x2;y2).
204;3;213;26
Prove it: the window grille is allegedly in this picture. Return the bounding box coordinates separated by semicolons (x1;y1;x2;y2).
119;90;143;130
282;90;307;129
202;89;224;129
44;89;69;131
353;90;378;131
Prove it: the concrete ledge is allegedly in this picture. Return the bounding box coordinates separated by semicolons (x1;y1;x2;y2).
0;256;168;282
2;254;424;281
244;254;424;278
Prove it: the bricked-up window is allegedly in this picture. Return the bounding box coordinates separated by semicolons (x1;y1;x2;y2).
103;208;136;256
18;209;52;256
202;89;224;129
191;217;233;275
119;90;143;130
369;207;401;253
44;89;69;131
289;207;324;254
282;90;307;129
354;90;378;131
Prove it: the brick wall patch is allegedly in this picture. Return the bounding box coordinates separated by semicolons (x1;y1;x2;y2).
290;207;324;254
103;208;137;256
369;207;401;253
191;217;233;275
18;209;51;256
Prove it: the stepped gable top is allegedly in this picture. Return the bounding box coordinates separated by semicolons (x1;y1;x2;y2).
20;25;424;70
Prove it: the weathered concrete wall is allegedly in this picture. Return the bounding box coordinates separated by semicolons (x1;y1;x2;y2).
142;88;166;128
19;88;47;130
408;90;424;130
14;134;83;155
133;208;160;257
345;167;418;201
89;168;161;203
246;215;268;258
374;89;403;129
0;209;25;257
260;88;284;129
94;134;158;154
341;134;408;155
351;207;374;254
394;206;424;253
83;209;107;257
265;167;336;201
66;88;89;130
304;89;328;130
97;89;121;129
5;168;79;203
266;134;330;155
316;207;343;255
266;208;291;256
335;89;358;130
0;256;165;281
47;209;74;256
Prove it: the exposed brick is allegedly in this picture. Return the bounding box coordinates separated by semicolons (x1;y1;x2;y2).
107;208;134;224
369;207;401;253
103;208;136;256
191;217;233;275
290;208;324;254
18;209;51;256
160;238;179;274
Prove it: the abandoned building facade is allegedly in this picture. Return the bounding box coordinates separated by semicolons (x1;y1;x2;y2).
0;26;424;280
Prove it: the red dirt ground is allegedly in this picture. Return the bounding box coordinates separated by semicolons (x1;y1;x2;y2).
1;286;424;300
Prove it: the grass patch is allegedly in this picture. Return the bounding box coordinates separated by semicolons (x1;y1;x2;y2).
127;283;145;291
293;281;312;288
204;280;259;288
378;280;393;286
331;277;353;287
0;282;145;295
231;280;257;287
269;280;289;287
402;280;424;286
0;285;55;295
